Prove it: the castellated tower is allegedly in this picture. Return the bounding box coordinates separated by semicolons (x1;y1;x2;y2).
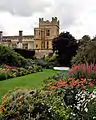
34;17;59;50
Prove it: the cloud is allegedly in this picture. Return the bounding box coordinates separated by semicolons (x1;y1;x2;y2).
0;0;96;39
43;0;86;29
0;0;51;16
0;24;7;35
43;0;96;38
0;24;4;30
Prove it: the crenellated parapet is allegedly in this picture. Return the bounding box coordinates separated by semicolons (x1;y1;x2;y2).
39;17;59;27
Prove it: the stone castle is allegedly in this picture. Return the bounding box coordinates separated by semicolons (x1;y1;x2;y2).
34;17;59;50
0;17;59;57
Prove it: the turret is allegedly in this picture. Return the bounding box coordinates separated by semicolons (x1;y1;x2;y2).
39;18;43;22
52;17;59;26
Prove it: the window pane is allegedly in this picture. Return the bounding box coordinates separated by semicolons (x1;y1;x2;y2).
23;43;28;49
46;29;50;36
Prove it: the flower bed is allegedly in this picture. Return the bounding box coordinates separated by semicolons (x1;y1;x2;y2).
0;64;96;119
0;64;43;81
0;88;72;120
42;64;96;119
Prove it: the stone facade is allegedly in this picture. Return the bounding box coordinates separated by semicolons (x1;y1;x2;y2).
34;17;59;50
0;31;34;49
0;17;59;53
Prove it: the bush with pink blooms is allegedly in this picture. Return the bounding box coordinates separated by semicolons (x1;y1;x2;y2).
69;64;96;80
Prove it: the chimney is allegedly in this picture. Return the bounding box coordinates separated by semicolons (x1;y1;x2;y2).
19;30;23;43
0;31;3;41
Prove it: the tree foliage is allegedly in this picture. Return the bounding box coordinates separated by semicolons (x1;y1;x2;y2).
78;35;91;46
72;35;96;65
0;45;26;67
52;32;78;66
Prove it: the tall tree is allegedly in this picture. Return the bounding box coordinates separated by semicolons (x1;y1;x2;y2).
78;35;91;46
52;32;78;66
72;41;96;65
72;35;96;65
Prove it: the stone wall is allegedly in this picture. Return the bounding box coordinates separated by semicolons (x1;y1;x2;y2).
35;49;53;58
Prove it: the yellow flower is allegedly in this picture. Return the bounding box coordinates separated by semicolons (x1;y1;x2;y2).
2;100;7;105
18;102;22;106
18;107;22;111
8;90;12;93
19;95;23;99
0;106;3;113
0;106;6;113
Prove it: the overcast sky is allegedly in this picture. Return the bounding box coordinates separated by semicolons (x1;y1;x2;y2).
0;0;96;39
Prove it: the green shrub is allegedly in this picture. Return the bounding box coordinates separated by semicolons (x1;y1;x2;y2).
35;59;53;69
0;65;5;69
45;54;58;67
25;59;35;66
0;69;10;81
0;70;7;81
7;68;29;79
45;53;56;62
0;45;26;67
8;69;18;78
25;66;34;73
33;65;42;72
87;97;96;120
16;68;29;76
25;65;42;73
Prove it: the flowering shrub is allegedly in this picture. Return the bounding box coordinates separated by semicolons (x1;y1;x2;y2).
43;72;96;119
0;88;72;120
45;78;95;91
0;63;43;81
69;88;96;120
87;96;96;119
43;72;66;85
60;87;96;120
45;80;96;119
69;64;96;79
42;64;96;119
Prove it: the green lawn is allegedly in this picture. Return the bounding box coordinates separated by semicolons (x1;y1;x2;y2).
0;69;66;102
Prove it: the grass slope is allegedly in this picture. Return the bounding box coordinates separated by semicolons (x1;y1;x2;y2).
0;69;66;102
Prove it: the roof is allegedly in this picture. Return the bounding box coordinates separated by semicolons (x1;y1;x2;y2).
3;35;34;39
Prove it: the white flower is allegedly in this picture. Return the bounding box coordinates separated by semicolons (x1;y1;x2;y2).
77;106;80;110
61;103;63;105
93;116;96;119
84;108;88;112
42;102;44;105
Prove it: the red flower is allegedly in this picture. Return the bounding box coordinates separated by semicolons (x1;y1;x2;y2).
89;82;94;86
82;85;86;89
50;86;58;90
